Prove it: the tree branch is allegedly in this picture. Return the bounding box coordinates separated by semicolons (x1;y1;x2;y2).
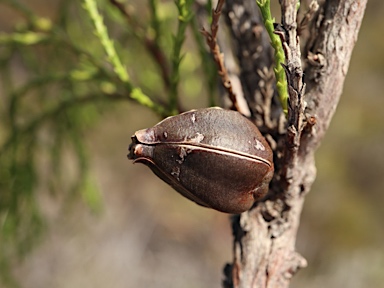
222;1;367;287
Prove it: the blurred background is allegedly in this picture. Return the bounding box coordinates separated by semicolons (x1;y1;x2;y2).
0;0;383;287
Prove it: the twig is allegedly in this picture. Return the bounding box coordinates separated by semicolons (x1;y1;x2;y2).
169;0;194;114
109;0;171;89
257;0;289;114
191;2;218;107
0;92;133;155
277;0;306;190
201;0;240;112
83;0;129;82
297;0;320;35
83;0;165;116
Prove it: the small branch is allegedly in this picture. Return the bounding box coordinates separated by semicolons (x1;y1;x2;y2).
274;0;306;194
297;0;320;35
148;0;161;44
257;0;289;114
109;0;171;89
0;92;133;155
201;0;241;113
168;0;194;114
83;0;165;116
190;7;218;107
83;0;130;82
279;0;305;130
0;32;48;45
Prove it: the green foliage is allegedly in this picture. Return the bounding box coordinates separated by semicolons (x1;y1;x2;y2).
169;0;194;114
83;0;130;82
256;0;288;114
83;0;166;116
0;0;216;286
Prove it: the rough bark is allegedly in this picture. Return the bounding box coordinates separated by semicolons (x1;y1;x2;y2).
221;0;368;287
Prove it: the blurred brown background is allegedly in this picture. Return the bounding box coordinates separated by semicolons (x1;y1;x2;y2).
1;0;383;287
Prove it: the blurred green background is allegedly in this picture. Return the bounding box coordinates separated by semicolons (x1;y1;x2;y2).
0;0;383;287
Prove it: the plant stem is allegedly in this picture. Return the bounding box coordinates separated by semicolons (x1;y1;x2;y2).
169;0;194;115
83;0;165;116
256;0;288;114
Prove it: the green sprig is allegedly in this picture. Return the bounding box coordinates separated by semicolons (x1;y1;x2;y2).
149;0;161;44
256;0;288;114
0;32;48;45
83;0;165;115
169;0;194;115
